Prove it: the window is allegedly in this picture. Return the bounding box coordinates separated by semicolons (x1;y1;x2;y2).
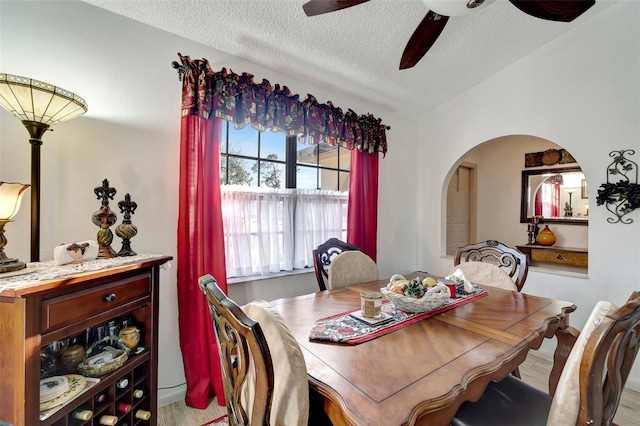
220;121;351;278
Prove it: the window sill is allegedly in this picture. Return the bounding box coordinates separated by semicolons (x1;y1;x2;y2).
228;268;314;285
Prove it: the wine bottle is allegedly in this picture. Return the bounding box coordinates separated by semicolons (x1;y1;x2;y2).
116;377;129;388
83;327;93;347
97;414;118;425
95;392;107;403
134;409;151;420
117;402;132;414
72;409;93;420
133;388;144;399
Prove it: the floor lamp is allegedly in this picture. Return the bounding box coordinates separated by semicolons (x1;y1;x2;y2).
564;186;579;217
0;74;87;262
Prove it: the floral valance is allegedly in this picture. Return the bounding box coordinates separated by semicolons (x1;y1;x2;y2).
175;53;388;156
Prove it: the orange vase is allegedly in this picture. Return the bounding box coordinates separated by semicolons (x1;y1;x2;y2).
536;225;556;246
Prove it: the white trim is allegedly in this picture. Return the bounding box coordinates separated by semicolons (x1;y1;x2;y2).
158;384;187;408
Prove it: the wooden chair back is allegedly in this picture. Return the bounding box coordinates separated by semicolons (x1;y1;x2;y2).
454;239;529;292
199;274;274;426
452;291;640;426
578;290;640;425
313;237;360;291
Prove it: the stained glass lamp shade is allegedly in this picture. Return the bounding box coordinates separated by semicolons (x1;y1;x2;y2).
0;74;87;124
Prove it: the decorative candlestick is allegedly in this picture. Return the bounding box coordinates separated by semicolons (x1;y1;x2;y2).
93;179;117;258
526;223;536;245
532;216;541;242
115;193;138;257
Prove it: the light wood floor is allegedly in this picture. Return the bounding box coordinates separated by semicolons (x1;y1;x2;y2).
158;354;640;425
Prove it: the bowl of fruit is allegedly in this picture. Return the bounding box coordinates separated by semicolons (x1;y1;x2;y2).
380;274;450;313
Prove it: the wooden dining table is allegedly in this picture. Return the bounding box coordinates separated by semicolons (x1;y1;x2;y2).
269;275;576;426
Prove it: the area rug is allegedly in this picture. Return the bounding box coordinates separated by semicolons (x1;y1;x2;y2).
202;414;228;426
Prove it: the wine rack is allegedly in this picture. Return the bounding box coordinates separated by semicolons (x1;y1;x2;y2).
0;256;171;426
43;361;151;426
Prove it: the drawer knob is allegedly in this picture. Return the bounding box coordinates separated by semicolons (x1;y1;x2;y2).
556;255;564;260
105;293;117;302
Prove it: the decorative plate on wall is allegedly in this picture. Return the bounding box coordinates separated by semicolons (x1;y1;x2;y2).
525;149;577;168
541;149;562;165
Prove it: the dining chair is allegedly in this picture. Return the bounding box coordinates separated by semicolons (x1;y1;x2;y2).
313;237;360;291
453;240;529;292
451;290;640;426
327;250;379;289
199;274;310;426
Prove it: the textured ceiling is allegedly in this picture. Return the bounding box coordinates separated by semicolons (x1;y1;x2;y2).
82;0;615;116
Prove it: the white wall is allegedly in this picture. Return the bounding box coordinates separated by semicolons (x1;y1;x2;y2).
418;1;640;389
0;1;417;406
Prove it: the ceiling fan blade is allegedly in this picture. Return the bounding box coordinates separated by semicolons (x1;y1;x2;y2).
303;0;370;17
509;0;595;22
400;11;449;70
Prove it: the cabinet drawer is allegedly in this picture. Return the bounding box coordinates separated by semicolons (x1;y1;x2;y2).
531;249;588;267
40;274;150;333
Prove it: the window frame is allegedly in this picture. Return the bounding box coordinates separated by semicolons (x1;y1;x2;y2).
219;121;351;280
220;121;350;190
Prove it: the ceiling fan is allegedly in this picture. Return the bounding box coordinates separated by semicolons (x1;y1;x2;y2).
302;0;596;70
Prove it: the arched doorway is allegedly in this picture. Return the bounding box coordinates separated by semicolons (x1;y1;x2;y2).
445;135;588;269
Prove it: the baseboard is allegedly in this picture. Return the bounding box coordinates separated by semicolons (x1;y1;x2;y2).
625;378;640;393
158;384;187;407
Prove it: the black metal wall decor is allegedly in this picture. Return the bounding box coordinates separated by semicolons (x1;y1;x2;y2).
596;150;639;224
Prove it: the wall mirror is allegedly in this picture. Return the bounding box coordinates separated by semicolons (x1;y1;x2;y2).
520;166;588;225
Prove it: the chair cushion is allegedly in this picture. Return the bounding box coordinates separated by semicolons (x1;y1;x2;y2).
452;374;552;426
242;300;309;425
328;250;379;289
546;300;618;426
450;262;517;291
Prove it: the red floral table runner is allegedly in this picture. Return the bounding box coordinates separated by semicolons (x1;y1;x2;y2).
309;288;488;345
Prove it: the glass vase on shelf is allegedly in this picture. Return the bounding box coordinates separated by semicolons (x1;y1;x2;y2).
536;225;556;246
40;339;69;378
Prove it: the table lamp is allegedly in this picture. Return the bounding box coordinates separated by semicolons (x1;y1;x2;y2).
0;74;87;261
0;182;30;273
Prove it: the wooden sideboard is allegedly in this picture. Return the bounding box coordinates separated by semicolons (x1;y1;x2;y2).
516;244;588;267
0;255;171;426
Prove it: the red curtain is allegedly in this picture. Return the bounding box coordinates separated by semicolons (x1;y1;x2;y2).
551;183;560;217
176;54;388;156
177;115;228;408
534;182;561;217
347;148;379;261
174;54;385;409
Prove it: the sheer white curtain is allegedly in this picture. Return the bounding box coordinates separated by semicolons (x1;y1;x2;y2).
221;185;348;278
